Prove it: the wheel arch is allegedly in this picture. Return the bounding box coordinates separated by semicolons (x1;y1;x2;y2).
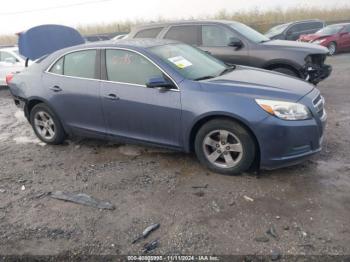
263;59;302;77
25;97;70;135
187;114;261;169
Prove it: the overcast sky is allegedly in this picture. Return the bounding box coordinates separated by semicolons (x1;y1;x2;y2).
1;0;349;34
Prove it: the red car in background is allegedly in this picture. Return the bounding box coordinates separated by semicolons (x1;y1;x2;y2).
298;23;350;55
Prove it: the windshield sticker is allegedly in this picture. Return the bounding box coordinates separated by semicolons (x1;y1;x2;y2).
168;56;192;69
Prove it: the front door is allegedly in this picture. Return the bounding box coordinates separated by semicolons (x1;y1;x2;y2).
100;49;182;148
199;25;250;66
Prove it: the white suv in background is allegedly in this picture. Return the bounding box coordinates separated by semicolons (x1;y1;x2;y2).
0;47;28;86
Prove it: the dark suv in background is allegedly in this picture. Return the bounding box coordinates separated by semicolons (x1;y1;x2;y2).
127;20;331;84
265;19;326;40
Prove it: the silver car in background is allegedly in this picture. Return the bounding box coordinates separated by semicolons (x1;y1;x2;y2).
0;47;28;86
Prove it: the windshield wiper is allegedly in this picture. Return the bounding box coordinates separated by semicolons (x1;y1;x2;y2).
218;65;236;76
194;75;216;81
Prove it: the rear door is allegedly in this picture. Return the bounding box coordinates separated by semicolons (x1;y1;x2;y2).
100;49;182;147
199;24;250;66
163;25;201;46
43;49;106;137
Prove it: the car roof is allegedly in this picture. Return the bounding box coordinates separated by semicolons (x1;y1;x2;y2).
83;38;180;48
326;23;350;27
132;20;243;29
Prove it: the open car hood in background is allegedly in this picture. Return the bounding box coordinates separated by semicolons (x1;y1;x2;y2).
18;24;85;60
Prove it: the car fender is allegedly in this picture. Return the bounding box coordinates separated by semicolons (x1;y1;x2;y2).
262;59;303;73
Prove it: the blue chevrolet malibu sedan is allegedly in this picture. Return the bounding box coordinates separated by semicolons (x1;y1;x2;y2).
8;39;326;175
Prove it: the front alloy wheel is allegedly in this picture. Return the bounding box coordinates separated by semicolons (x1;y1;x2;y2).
202;130;243;169
194;119;256;175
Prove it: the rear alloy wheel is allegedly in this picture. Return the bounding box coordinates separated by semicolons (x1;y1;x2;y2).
327;42;337;56
272;67;298;78
30;103;65;144
194;119;256;175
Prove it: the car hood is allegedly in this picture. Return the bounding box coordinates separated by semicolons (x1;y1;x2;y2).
200;66;314;101
261;39;329;54
299;33;332;42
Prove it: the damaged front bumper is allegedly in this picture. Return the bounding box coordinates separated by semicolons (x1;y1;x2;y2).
302;54;332;85
303;64;332;85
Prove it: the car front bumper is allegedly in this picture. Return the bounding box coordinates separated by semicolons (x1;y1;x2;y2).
304;64;332;85
256;89;326;170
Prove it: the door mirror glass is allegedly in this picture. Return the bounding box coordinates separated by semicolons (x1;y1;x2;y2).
146;76;174;89
228;37;243;48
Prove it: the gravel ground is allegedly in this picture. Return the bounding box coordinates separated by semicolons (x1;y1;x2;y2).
0;54;349;259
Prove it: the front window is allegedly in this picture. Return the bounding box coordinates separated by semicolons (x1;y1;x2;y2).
202;25;236;47
230;22;269;43
317;25;343;35
106;49;163;86
149;43;227;80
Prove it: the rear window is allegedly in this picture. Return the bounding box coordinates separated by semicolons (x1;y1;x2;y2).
49;50;97;79
134;27;163;38
164;25;200;45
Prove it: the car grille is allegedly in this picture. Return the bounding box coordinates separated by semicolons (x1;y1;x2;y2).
313;94;325;118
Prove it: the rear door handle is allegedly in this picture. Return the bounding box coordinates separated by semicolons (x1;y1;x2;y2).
104;93;119;101
49;85;62;92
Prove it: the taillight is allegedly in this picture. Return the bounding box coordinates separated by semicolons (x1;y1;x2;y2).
5;73;14;85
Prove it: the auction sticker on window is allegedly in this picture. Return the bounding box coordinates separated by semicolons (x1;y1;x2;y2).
168;56;192;69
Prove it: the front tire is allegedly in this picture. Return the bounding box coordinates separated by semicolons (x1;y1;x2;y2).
30;103;65;144
194;119;256;175
327;42;337;56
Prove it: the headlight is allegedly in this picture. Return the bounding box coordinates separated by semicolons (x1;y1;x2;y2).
255;99;312;120
312;39;326;45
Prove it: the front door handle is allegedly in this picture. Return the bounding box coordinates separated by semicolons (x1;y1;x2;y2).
49;85;62;92
105;93;119;101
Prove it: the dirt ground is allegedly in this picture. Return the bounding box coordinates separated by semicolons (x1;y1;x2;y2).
0;54;349;259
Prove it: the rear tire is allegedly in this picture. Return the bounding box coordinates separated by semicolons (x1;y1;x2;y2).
30;103;65;145
327;42;337;56
194;119;256;175
272;67;298;78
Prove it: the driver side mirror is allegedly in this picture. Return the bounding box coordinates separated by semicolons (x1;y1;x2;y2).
146;76;175;89
228;37;243;49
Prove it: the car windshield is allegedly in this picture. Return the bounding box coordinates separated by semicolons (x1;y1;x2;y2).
265;23;289;36
149;43;229;80
230;22;270;43
317;25;343;35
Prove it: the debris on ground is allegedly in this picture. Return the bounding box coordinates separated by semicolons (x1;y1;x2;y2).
34;192;50;199
254;236;270;243
21;185;25;191
283;225;290;231
132;223;160;244
243;195;254;202
50;191;115;210
143;239;159;253
271;248;281;261
192;184;208;189
211;201;221;213
193;191;205;197
266;225;278;239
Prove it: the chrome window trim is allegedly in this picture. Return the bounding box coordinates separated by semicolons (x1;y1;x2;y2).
44;47;180;92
